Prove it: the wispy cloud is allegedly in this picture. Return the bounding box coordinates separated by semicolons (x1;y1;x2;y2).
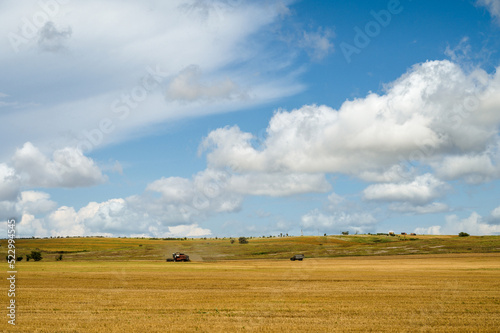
477;0;500;24
0;1;304;156
298;27;334;60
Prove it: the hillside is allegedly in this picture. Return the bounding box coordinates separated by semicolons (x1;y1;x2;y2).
3;234;500;261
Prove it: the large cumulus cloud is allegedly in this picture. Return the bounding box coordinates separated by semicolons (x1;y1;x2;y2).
201;60;500;182
12;142;106;188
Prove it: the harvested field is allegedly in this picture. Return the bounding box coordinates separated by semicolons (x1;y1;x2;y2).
2;253;499;332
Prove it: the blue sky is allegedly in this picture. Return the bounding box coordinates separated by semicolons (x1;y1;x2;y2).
1;0;500;237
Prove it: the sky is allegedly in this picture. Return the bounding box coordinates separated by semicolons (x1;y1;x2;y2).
1;0;500;238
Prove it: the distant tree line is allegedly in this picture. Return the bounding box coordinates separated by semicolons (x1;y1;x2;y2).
7;250;43;262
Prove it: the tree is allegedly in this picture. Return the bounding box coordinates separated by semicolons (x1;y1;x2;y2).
230;239;235;244
458;232;470;237
238;237;248;244
30;250;43;261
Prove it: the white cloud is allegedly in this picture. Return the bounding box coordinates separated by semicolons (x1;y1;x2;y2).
147;177;195;204
100;196;206;235
490;206;500;224
148;165;330;207
12;195;196;237
165;224;211;237
492;206;500;219
357;165;415;183
389;202;449;214
17;191;57;215
299;27;334;60
12;142;106;188
201;61;500;183
300;190;378;234
477;0;500;23
444;212;500;235
16;206;85;238
17;214;48;238
13;194;215;238
327;192;345;206
363;174;447;205
77;198;180;236
301;209;376;233
415;211;500;236
0;163;20;201
47;206;85;237
0;201;17;220
166;65;245;102
0;143;106;223
433;152;500;184
414;225;442;235
0;191;65;226
445;37;472;63
111;161;123;175
228;172;331;196
147;169;243;214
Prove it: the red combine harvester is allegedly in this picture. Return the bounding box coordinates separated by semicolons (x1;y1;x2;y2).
167;252;190;262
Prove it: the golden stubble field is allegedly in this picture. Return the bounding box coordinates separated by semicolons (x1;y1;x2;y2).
2;254;499;332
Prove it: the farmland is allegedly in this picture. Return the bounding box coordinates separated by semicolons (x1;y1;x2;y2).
1;236;499;332
3;234;500;261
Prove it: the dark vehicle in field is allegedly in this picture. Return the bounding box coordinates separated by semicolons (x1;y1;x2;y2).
290;254;304;261
167;252;190;262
